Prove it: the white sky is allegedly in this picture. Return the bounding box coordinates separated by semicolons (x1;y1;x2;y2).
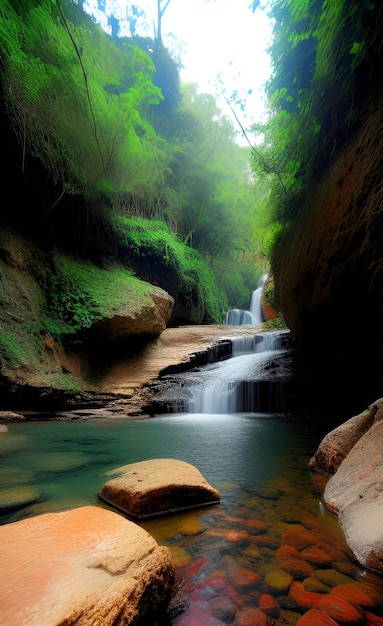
84;0;273;144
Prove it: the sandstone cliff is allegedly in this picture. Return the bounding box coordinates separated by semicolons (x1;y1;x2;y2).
272;88;383;413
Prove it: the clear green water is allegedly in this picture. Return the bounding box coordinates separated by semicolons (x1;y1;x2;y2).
0;412;320;525
2;413;383;624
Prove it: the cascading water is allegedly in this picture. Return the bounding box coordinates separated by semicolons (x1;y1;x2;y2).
186;329;290;414
225;273;268;326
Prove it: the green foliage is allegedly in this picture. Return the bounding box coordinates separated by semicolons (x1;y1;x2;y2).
112;216;228;323
0;332;30;366
46;256;151;332
252;0;383;250
0;0;279;321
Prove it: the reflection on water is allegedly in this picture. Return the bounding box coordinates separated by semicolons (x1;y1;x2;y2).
1;413;383;624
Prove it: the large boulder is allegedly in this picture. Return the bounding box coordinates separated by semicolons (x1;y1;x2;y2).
0;505;175;626
309;398;383;571
99;458;221;520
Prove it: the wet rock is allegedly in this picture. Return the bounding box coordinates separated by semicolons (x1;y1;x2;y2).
316;592;364;623
300;546;333;568
279;557;314;580
208;595;237;622
0;485;41;511
0;505;175;626
296;607;339;625
99;458;220;520
313;569;355;588
281;526;319;550
258;593;280;617
331;582;375;608
226;515;267;534
288;580;323;610
226;565;262;593
236;606;268;626
264;569;293;594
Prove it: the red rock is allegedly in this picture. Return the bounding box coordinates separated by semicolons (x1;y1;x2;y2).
226;516;267;533
289;581;324;609
180;556;208;581
208;528;252;542
331;583;375;608
251;533;282;548
300;546;333;567
364;609;383;624
236;606;268;626
276;545;301;563
196;576;242;605
296;607;339;625
258;593;280;617
227;567;262;593
317;593;364;623
281;527;319;550
279;557;314;579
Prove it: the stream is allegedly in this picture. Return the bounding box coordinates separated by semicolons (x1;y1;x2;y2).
1;330;383;624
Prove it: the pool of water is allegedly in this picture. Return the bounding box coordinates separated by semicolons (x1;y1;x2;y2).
1;413;383;624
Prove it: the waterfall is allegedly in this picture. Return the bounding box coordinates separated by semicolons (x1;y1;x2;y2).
186;329;290;414
225;273;268;326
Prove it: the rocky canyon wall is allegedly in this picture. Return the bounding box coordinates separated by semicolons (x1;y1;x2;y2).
272;89;383;413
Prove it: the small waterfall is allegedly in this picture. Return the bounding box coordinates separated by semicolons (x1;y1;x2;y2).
249;273;268;324
225;273;268;326
187;330;290;414
225;309;256;325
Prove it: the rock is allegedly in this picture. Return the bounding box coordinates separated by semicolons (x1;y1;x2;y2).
236;606;268;626
321;401;383;570
0;485;41;511
264;569;293;594
316;593;364;623
0;505;175;626
309;398;383;572
98;458;220;520
94;285;174;341
308;402;378;475
296;608;339;625
0;411;25;421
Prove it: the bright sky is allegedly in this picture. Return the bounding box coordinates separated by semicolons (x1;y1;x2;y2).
84;0;273;144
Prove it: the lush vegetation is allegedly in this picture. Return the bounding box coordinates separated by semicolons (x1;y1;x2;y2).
1;0;381;341
250;0;383;251
0;0;273;330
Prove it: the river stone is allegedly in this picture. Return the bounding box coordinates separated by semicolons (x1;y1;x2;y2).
99;458;220;520
0;485;41;510
0;505;175;626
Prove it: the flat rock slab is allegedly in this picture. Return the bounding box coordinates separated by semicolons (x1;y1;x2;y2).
99;458;221;520
0;505;175;626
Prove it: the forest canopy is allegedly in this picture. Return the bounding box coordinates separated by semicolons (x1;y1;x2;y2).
0;0;381;320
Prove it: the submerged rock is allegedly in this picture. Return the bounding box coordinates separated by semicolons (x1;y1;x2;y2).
99;458;221;520
0;505;175;626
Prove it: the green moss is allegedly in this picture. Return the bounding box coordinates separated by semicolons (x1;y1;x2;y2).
46;256;155;332
112;216;228;322
51;373;83;391
0;332;31;366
